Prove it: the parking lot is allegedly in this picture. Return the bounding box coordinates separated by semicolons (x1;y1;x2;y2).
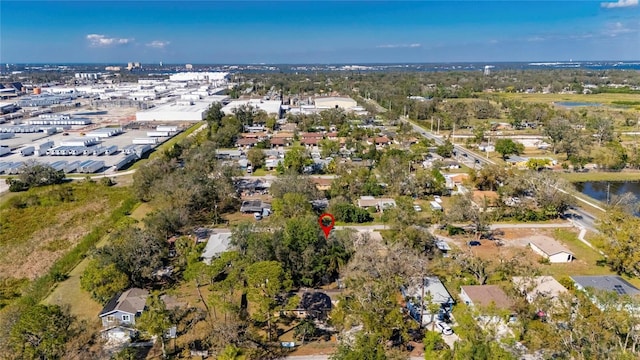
0;127;173;174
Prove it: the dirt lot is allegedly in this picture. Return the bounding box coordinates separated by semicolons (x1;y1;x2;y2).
441;226;613;278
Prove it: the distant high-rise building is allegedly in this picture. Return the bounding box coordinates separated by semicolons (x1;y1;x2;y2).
483;65;491;76
160;61;163;67
185;64;193;70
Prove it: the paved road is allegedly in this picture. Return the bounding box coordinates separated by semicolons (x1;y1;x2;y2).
404;119;495;168
404;117;605;232
335;224;387;231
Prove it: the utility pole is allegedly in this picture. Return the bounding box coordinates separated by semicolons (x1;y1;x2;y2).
420;277;425;328
607;182;611;205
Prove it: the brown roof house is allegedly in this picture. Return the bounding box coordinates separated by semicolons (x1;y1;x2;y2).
460;285;515;329
528;235;574;263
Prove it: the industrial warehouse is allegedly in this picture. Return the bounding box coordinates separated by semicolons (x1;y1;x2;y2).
0;71;234;175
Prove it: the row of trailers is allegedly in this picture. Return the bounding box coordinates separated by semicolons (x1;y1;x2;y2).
0;160;106;175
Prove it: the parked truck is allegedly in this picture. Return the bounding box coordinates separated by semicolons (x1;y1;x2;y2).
19;146;35;156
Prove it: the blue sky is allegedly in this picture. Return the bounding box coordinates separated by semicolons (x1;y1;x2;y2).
1;1;639;64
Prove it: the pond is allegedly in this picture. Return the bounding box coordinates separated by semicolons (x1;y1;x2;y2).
554;101;602;108
574;181;640;214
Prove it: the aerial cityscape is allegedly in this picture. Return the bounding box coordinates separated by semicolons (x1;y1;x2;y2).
1;1;640;360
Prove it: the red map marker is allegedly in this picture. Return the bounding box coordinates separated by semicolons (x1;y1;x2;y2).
318;213;335;239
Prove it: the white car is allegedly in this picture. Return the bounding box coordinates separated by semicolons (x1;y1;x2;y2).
413;205;422;212
436;321;453;335
434;195;443;204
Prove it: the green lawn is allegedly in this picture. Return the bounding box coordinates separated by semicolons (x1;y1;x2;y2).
130;121;206;170
559;171;640;182
542;229;610;278
43;258;103;322
493;92;640;106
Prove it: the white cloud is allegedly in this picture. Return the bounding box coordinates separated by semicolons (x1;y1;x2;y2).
376;43;421;49
86;34;134;47
601;0;638;8
146;40;170;49
603;21;636;36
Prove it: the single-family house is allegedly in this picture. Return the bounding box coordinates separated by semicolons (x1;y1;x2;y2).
326;132;339;140
460;285;513;310
240;200;271;214
571;275;640;297
478;143;495;152
506;155;529;168
460;285;516;337
300;132;324;139
529;235;574;263
240;132;268;140
301;137;320;146
202;229;233;264
265;158;283;170
401;277;454;326
311;178;333;191
571;275;640;312
444;173;469;190
272;131;295;140
357;196;396;212
513;276;568;304
269;137;290;148
99;288;149;328
283;291;337;321
367;136;392;147
236;137;259;148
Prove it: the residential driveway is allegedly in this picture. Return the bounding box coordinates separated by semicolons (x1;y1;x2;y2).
442;332;460;349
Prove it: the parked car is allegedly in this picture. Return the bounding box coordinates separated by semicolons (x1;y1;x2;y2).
413;205;422;212
253;212;262;220
468;240;481;246
436;321;454;335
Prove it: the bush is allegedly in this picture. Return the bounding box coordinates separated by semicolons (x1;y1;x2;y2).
447;225;465;236
331;203;373;223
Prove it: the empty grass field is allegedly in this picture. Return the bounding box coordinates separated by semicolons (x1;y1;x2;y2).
0;182;133;280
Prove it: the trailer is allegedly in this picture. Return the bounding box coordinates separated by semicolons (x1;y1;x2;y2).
0;147;10;156
132;137;158;145
80;160;105;174
0;162;14;174
7;162;23;174
135;145;152;158
37;140;54;152
146;131;170;137
115;153;138;170
50;161;68;172
69;147;86;156
122;145;137;155
76;160;94;173
19;146;35;156
156;125;178;133
64;161;81;174
104;145;118;156
92;146;106;156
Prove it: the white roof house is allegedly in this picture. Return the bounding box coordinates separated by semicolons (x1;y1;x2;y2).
513;276;568;303
401;276;454;325
529;236;574;263
202;230;232;264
